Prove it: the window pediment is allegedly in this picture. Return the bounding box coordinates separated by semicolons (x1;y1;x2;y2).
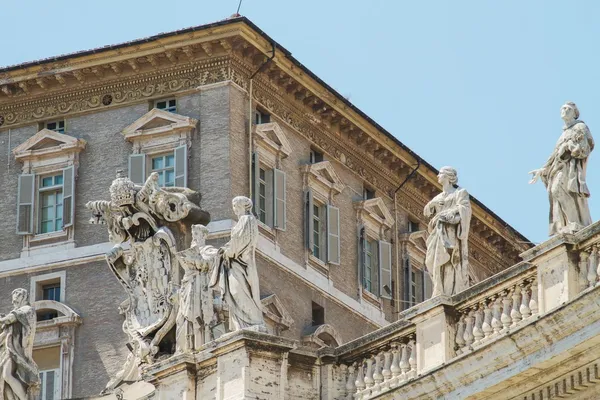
261;294;294;333
122;108;197;143
13;129;86;162
354;197;394;237
254;122;292;159
302;161;344;200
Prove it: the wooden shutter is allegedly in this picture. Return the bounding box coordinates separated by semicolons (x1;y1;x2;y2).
16;174;35;235
305;189;314;251
359;227;366;288
174;144;188;187
128;154;146;185
62;165;75;228
379;240;392;299
326;205;340;265
252;152;260;217
273;169;286;231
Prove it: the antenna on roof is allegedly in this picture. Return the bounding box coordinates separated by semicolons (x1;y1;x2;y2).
236;0;243;15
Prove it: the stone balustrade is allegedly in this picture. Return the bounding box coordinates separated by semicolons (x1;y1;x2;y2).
454;266;538;355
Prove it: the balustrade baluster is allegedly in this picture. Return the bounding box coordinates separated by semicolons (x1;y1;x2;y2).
501;291;512;329
491;296;502;335
463;308;475;350
455;313;466;353
587;247;598;287
372;352;383;395
579;251;590;291
382;349;392;390
355;360;365;393
399;343;410;381
482;301;493;338
364;356;375;389
390;343;401;380
529;278;539;315
519;282;531;319
472;304;484;344
346;364;356;399
408;339;417;379
510;286;522;325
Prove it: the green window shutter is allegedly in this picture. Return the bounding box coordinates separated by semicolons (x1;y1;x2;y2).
174;144;188;187
128;154;146;185
305;189;314;251
379;240;392;299
16;174;35;235
62;165;75;228
326;205;340;265
273;169;286;231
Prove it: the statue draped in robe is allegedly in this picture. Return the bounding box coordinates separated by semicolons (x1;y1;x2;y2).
210;196;264;331
530;102;594;236
424;167;472;297
0;289;39;400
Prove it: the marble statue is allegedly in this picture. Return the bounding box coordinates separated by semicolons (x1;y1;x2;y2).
0;289;39;400
424;167;472;297
210;196;265;331
87;171;209;393
174;224;218;353
529;102;594;236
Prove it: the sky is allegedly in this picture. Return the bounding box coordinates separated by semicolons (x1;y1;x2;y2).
3;0;600;244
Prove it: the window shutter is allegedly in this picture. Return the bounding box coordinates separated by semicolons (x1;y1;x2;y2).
305;189;314;251
265;169;274;227
326;205;340;265
62;165;75;228
252;152;260;217
174;144;188;187
273;169;286;231
16;174;35;235
128;154;146;185
359;227;366;288
379;240;392;299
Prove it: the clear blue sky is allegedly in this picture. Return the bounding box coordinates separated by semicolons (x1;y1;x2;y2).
3;1;600;244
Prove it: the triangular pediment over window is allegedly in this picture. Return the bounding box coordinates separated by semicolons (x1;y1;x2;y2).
261;294;294;331
122;108;198;141
13;129;86;161
360;197;394;229
303;161;345;195
254;122;292;158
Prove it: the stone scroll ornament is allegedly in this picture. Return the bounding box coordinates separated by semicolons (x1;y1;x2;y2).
86;171;210;393
423;166;472;297
529;102;594;236
0;288;40;400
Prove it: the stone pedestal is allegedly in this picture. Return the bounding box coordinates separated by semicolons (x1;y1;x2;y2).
409;296;455;374
521;234;579;314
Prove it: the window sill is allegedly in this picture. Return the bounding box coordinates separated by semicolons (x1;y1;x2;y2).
361;288;382;309
29;230;69;244
308;253;329;277
258;221;276;241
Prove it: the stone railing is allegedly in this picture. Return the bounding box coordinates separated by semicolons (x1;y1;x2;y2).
329;323;417;400
453;263;538;355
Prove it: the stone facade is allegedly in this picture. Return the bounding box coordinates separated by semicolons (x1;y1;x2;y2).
0;16;532;398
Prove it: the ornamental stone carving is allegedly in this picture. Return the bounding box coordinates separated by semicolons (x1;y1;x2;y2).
529;102;594;236
0;289;40;400
423;167;472;297
86;171;210;393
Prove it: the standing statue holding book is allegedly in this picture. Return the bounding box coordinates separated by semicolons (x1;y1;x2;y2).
529;102;594;236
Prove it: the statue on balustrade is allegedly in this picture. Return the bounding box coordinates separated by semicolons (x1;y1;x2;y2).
174;224;218;353
0;288;39;400
87;171;210;394
424;166;472;297
210;196;265;331
529;102;594;236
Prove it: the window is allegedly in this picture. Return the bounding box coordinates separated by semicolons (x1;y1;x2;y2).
404;264;432;308
254;109;271;125
38;369;61;400
311;302;325;326
408;219;420;233
251;152;286;230
309;149;323;164
31;271;65;321
46;120;65;133
151;153;175;187
363;187;376;200
155;98;177;113
313;204;324;260
39;173;64;234
39;281;60;319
